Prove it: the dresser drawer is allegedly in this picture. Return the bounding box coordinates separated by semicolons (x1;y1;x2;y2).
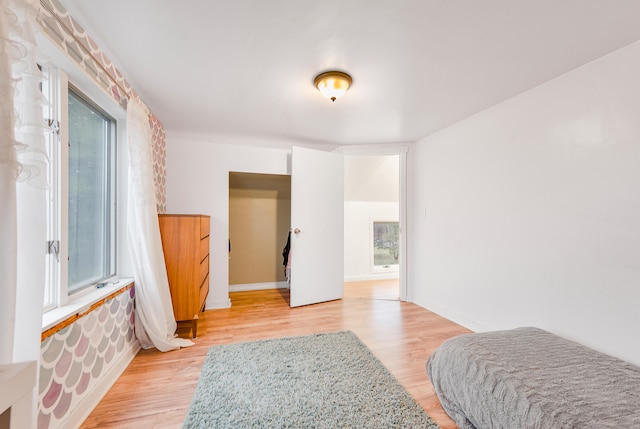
199;236;209;262
199;254;209;285
200;216;210;239
199;273;209;311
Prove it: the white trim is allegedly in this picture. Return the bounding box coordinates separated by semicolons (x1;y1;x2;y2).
57;340;140;429
57;70;69;307
398;146;408;302
43;65;60;313
229;281;288;292
336;142;413;156
206;298;232;309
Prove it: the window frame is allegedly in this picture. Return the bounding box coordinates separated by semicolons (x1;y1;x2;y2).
42;65;60;312
43;65;120;312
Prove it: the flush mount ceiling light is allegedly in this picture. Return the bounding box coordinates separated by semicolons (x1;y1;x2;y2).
314;71;352;102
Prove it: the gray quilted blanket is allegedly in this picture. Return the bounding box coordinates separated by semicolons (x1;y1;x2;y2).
426;327;640;429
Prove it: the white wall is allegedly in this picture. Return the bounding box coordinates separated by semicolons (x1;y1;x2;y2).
165;135;293;308
344;155;399;202
409;40;640;365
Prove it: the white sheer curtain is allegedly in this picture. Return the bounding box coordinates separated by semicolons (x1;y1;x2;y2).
0;0;19;365
0;0;47;365
127;97;193;351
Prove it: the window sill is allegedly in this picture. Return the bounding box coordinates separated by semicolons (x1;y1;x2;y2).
371;266;399;274
41;277;134;333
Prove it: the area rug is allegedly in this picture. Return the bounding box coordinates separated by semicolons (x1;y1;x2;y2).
183;331;440;428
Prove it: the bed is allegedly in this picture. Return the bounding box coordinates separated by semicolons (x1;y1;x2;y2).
426;327;640;429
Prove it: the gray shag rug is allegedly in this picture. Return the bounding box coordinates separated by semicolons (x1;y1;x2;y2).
183;331;441;429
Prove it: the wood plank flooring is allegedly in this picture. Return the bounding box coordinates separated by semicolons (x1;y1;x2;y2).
80;280;470;429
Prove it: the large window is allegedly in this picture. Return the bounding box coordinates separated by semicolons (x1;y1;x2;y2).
43;67;117;310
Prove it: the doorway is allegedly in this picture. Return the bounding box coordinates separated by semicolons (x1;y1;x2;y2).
228;147;345;307
228;172;291;292
343;154;401;300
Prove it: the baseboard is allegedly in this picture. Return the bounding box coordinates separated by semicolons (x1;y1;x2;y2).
411;298;490;333
206;297;232;309
63;340;141;429
229;281;288;292
344;273;400;282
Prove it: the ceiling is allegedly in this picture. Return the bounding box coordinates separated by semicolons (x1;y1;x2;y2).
60;0;640;146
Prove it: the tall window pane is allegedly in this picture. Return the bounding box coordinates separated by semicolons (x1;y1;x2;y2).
68;88;114;293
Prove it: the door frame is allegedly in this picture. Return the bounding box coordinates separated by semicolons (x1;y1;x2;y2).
338;145;409;302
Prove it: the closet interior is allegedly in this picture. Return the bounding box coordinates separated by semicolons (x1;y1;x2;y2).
228;172;291;291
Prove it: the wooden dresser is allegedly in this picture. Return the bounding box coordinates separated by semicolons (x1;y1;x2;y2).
158;214;210;337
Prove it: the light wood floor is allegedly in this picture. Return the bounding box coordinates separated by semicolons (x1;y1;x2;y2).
80;280;470;428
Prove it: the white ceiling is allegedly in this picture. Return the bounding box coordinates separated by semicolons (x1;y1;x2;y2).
60;0;640;146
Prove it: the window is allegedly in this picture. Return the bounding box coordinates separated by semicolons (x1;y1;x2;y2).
67;88;116;293
371;219;399;273
43;67;117;310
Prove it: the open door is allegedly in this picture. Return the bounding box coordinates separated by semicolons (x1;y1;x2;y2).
290;147;344;307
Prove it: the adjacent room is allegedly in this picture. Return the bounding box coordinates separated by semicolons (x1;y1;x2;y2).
2;1;640;428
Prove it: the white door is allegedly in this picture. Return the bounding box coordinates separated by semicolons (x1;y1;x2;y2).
290;146;344;307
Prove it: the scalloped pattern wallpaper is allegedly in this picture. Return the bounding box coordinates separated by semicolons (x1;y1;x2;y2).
39;0;167;213
150;113;167;213
37;289;136;429
35;0;169;427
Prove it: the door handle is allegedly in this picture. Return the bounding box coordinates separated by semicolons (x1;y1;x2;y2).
293;228;301;235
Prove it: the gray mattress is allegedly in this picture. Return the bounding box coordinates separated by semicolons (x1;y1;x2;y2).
426;327;640;429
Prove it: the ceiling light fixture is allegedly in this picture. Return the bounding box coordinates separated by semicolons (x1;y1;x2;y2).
314;71;352;102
